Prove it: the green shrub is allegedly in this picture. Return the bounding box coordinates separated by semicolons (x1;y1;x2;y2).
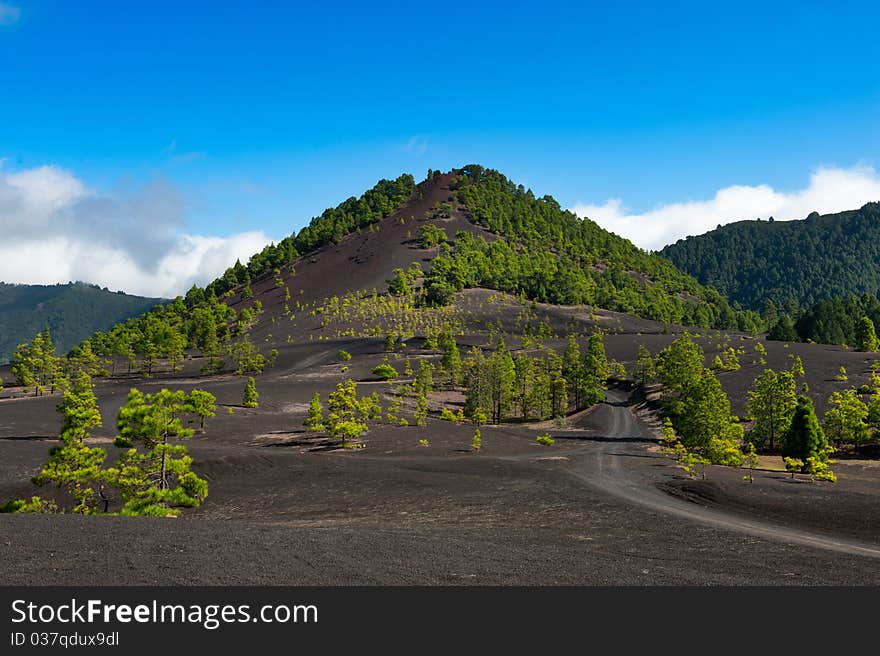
371;363;399;381
472;428;482;451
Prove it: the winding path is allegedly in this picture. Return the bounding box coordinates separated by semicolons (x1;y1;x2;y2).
558;389;880;559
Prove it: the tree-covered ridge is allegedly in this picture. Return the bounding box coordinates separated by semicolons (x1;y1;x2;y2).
0;282;164;364
203;174;416;298
422;165;754;331
659;203;880;311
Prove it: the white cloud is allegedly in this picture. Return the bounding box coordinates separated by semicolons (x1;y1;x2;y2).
571;164;880;251
0;164;272;298
402;136;428;157
0;2;20;26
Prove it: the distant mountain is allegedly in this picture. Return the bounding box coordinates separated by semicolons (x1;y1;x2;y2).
659;202;880;312
0;282;165;363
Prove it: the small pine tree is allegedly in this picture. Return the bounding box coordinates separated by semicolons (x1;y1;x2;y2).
471;427;482;451
783;457;803;479
187;389;216;430
855;316;879;353
414;391;428;426
754;341;767;365
741;443;759;482
371;363;399;381
304;392;324;430
634;344;657;385
243;377;259;408
782;395;830;471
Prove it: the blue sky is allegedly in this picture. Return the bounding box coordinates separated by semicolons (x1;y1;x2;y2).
2;0;880;295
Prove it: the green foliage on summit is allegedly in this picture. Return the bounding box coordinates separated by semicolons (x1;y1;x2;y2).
659;203;880;311
422;166;750;330
0;282;163;364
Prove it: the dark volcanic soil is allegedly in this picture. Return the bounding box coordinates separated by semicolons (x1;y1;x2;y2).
1;334;879;584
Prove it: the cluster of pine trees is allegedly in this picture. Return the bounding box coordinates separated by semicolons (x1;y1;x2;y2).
765;294;880;350
645;333;745;466
639;334;840;478
11;328;108;396
462;333;609;424
2;371;215;516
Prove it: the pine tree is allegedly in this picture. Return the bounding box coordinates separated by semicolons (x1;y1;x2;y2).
741;443;760;483
746;369;797;450
782;395;831;470
513;353;536;419
823;388;870;447
187;389;217;430
583;332;609;405
855;316;879;352
304;392;325;430
230;334;266;374
550;377;568;420
487;338;516;423
415;360;434;397
655;332;704;416
562;334;584;410
12;328;60;396
676;369;734;453
110;388;208;515
32;371;108;514
326;379;368;447
70;339;109;378
754;341;767;365
464;347;491;420
243;377;259;408
634;344;657;385
439;327;462;386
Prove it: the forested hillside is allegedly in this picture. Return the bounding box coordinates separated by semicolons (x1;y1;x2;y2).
423;166;752;330
0;282;163;363
659;202;880;311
